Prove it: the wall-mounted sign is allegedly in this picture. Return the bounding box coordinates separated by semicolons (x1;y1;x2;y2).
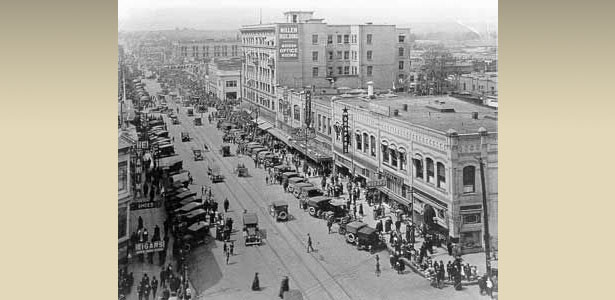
130;200;161;211
134;240;166;254
278;25;299;60
367;179;387;188
342;108;349;153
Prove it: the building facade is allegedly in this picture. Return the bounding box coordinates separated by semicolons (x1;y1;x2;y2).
204;58;241;101
240;11;411;118
458;72;498;96
118;133;133;262
172;39;241;63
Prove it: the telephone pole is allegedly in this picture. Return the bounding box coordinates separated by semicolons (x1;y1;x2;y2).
478;157;492;277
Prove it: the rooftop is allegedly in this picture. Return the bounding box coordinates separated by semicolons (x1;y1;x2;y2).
336;95;497;134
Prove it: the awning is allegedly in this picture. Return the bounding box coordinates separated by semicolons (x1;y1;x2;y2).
376;186;411;206
267;127;292;145
289;140;332;162
258;121;273;131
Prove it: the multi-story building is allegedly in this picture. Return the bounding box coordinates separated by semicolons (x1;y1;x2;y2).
172;39;241;63
204;58;242;101
118;132;134;262
327;92;497;253
240;11;411;119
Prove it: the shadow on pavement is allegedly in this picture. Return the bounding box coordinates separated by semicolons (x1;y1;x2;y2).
186;238;222;295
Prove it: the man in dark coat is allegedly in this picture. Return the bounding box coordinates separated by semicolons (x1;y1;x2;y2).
279;276;289;298
223;198;230;213
151;276;158;299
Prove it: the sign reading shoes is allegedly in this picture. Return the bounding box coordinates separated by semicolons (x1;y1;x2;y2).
130;200;162;211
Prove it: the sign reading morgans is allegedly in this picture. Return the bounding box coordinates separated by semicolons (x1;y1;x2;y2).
278;25;299;60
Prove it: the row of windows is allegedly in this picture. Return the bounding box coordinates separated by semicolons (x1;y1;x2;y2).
225;80;237;87
312;66;372;77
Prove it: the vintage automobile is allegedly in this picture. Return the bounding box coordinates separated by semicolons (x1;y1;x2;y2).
339;221;367;244
298;186;323;200
356;226;384;253
209;165;225;183
303;196;333;218
322;199;350;223
193;117;202;126
292;183;314;198
269;200;289;222
242;212;261;246
180;208;208;224
234;163;249;177
182;220;210;251
220;144;231;157
181;132;190;142
187;108;194;116
281;172;301;182
203;143;210;152
174;201;201;215
274;165;294;176
249;147;267;157
192;148;203;161
287;177;307;194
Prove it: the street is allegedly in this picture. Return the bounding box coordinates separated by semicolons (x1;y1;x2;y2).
150;79;485;300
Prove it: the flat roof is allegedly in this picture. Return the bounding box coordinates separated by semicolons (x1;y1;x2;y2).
337;95;497;134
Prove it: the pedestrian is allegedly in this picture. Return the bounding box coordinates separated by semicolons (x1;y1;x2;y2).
229;241;234;256
251;272;261;291
223;198;230;213
138;216;144;230
151;276;158;299
160;268;167;288
172;136;175;143
486;276;494;298
359;203;364;216
265;175;269;185
223;241;227;255
353;205;357;219
137;281;144;300
143;278;151;300
327;219;333;234
225;249;230;265
307;233;314;253
279;276;289;299
375;255;381;277
143;184;149;199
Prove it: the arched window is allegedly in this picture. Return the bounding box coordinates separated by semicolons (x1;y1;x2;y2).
413;155;423;179
363;133;369;153
293;105;300;121
356;131;362;150
426;158;434;183
463;166;476;193
370;135;376;157
437;162;446;189
381;140;389;163
399;148;407;170
390;144;398;168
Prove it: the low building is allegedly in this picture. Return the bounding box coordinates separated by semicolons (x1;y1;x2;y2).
458;72;498;97
204;58;242;101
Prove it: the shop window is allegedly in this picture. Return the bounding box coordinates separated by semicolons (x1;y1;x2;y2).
370;135;376;156
463;166;476;193
356;132;362;150
390;148;398;168
463;213;481;224
118;161;128;192
461;231;482;249
362;133;369;153
437;162;446;189
426;158;434;183
413;156;423;179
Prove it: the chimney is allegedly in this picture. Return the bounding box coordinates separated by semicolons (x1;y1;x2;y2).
393;109;399;116
367;81;374;99
402;104;408;111
472;112;479;119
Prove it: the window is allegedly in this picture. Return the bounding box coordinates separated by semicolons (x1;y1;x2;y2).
312;34;318;45
381;143;389;163
344;51;349;60
367;66;373;76
370;135;376;156
356;133;362;150
366;34;372;44
398;35;405;43
399;61;404;70
413;156;423;179
312;67;319;77
463;213;481;224
328;51;334;60
426;158;434;183
338;67;343;75
437;162;446;189
352;51;357;60
390;148;398;167
398;47;404;56
293;105;301;121
327;35;333;44
367;50;373;60
337;51;343;59
399;149;407;170
292;14;298;23
363;133;369;153
327;67;333;76
352;34;357;44
337;35;342;43
463;166;476;193
118;161;127;192
344;66;349;75
328;118;332;135
343;34;349;44
312;51;318;61
225;80;237;87
318;114;322;131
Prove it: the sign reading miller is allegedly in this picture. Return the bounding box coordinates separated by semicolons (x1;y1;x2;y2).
278;25;299;60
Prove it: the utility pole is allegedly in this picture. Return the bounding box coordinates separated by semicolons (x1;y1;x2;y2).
478;157;492;277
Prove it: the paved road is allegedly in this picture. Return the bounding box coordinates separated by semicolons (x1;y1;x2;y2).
153;90;486;299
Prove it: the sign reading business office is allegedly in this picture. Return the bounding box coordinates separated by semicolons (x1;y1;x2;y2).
278;25;299;60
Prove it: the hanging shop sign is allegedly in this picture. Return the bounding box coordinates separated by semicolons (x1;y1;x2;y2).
130;200;162;211
342;108;349;153
134;240;166;254
367;179;387;188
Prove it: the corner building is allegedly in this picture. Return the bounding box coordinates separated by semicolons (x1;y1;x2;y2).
240;11;411;118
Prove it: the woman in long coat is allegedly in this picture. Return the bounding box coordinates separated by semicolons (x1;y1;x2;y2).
251;272;260;291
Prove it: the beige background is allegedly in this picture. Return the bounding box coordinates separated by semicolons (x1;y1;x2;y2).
0;0;614;299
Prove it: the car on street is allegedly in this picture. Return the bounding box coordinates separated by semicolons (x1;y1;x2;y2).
292;183;314;198
269;200;289;222
242;212;261;246
303;196;333;218
181;132;190;142
287;177;307;194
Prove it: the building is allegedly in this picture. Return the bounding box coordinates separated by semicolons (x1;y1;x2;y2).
240;11;411;119
118;132;134;263
172;39;241;63
458;72;498;96
328;92;497;253
204;58;242;101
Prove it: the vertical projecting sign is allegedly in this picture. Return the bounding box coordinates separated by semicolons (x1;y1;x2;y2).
304;90;312;127
342;107;349;153
278;25;299;60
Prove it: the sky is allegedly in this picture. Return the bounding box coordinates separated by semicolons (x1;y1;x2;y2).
118;0;498;32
